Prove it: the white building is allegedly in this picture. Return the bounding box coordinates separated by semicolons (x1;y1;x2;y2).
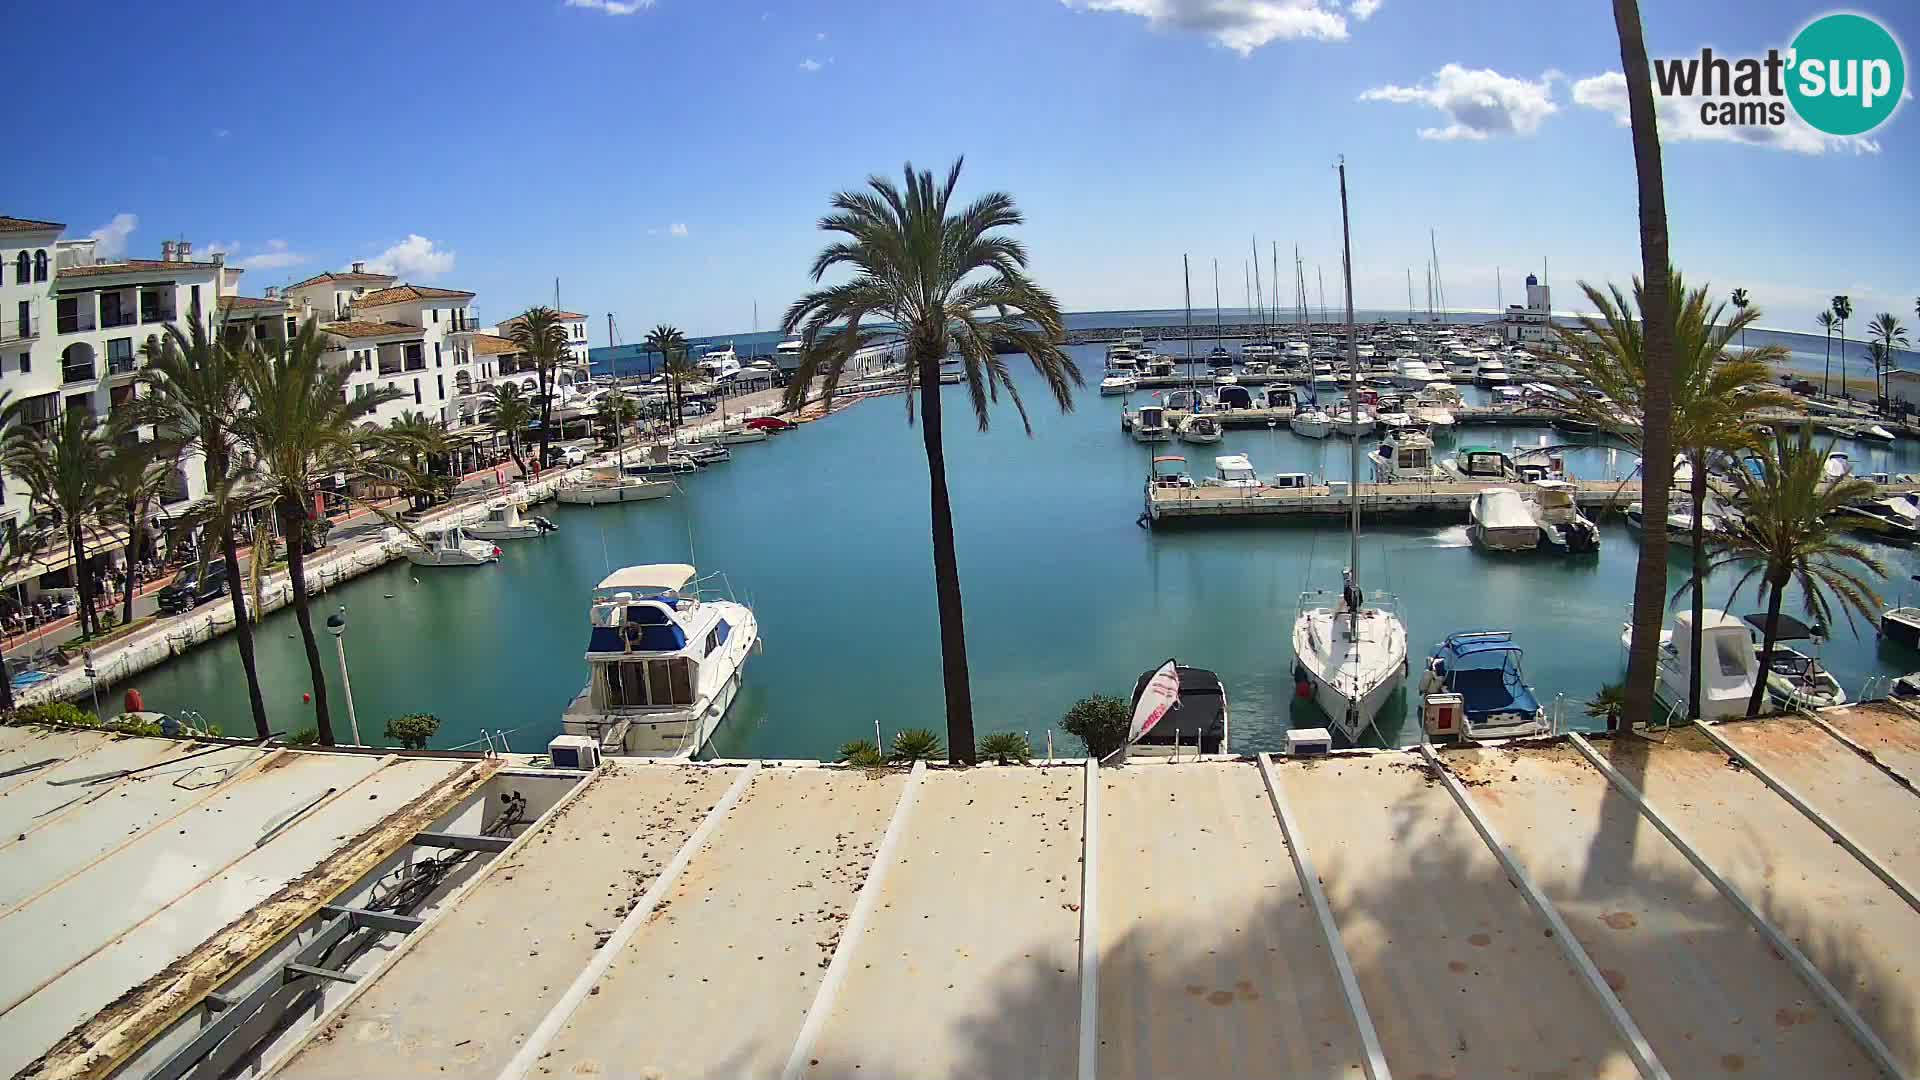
1500;273;1553;346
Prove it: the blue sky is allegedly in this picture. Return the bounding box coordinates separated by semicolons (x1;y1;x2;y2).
14;0;1917;340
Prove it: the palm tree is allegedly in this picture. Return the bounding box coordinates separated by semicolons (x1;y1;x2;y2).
1868;312;1908;402
0;409;118;639
1683;427;1883;716
233;321;406;744
487;383;534;477
663;352;700;428
98;438;178;627
1831;295;1853;398
137;320;271;737
1730;287;1749;349
1605;0;1679;733
1816;310;1837;395
595;392;640;466
507;308;572;465
644;325;691;427
374;411;447;510
782;159;1082;763
1553;272;1792;719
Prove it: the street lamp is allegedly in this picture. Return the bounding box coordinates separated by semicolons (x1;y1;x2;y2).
325;606;361;746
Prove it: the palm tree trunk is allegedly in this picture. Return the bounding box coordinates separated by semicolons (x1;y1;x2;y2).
1839;325;1848;398
278;497;335;745
69;526;93;639
1687;452;1706;719
1613;0;1677;734
1748;577;1785;717
1824;330;1833;396
917;351;976;765
538;366;555;464
220;517;271;739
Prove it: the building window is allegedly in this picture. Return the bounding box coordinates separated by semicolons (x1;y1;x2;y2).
56;297;80;335
33;250;47;282
189;284;200;316
433;342;441;367
286;316;297;337
431;308;439;323
15;300;27;336
18;352;29;374
412;378;421;405
436;374;444;399
12;253;27;283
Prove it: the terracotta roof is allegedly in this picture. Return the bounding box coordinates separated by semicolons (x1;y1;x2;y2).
56;259;219;279
322;320;424;340
470;334;520;356
218;295;286;312
355;284;476;307
500;309;588;325
285;270;397;290
0;216;64;233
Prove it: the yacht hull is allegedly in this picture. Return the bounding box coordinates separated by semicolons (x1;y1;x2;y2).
1292;605;1408;743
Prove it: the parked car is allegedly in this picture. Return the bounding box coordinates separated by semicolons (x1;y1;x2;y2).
545;444;588;468
157;562;230;615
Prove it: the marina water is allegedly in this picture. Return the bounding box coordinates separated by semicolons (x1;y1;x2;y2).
115;336;1920;754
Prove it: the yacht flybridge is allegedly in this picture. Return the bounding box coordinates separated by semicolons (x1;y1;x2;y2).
561;563;760;758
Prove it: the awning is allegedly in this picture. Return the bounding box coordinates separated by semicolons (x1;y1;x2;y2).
595;563;695;593
0;525;133;590
1742;612;1822;640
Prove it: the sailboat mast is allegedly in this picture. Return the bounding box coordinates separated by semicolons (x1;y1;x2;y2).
1430;229;1447;324
1271;242;1280;341
1338;158;1361;584
1183;254;1192;363
1406;269;1415;324
1251;236;1264;338
1317;267;1326;326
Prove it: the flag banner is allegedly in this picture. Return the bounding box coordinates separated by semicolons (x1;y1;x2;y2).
1129;659;1181;744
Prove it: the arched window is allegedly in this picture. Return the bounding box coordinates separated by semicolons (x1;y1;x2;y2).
13;252;27;283
33;250;48;282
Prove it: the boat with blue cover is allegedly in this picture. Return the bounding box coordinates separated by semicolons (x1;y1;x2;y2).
1418;630;1548;739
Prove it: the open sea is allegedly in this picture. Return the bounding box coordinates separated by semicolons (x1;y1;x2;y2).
118;332;1920;756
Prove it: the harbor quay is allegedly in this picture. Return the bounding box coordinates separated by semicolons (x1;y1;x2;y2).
7;705;1919;1080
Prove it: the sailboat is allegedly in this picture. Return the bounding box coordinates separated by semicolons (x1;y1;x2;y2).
1291;158;1410;744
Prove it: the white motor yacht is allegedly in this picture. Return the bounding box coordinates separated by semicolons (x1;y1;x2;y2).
1132;404;1173;443
1330;404;1377;437
1740;613;1846;710
559;465;674;505
1099;371;1138;396
467;499;557;541
561;563;759;757
1368;428;1441;482
1177;413;1223;444
1526;480;1600;553
1621;609;1758;720
1469;488;1540;552
692;425;771;446
403;526;500;567
1625;497;1722;543
1202;453;1261;490
1289;408;1333;439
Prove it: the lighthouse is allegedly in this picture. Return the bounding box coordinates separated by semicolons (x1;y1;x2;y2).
1502;271;1553;346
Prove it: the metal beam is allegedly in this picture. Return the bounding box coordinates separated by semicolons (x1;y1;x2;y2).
411;830;511;853
1697;721;1920;914
320;904;424;934
284;962;359;985
1567;733;1907;1079
781;760;927;1080
498;763;761;1080
1076;758;1101;1080
1419;741;1671;1080
1800;709;1920;798
1257;753;1393;1080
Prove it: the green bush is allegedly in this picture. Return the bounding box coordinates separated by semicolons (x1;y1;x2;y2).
978;731;1032;765
837;738;884;769
888;727;944;763
384;712;442;750
286;728;320;747
107;714;164;737
1063;694;1130;761
10;701;100;728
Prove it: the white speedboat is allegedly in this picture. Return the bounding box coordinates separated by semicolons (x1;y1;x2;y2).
1203;453;1261;490
1825;451;1852;480
1625;497;1722;543
1132;404;1173;443
1330;404;1377;437
1408;394;1457;433
1368;428;1441;482
561;563;759;758
467;499;557;541
1527;480;1600;554
1418;630;1549;739
1099;372;1138;396
692;425;770;446
559;466;674;505
1177;413;1222;444
1289;408;1332;439
1740;613;1846;710
404;526;500;567
1468;488;1540;551
1620;608;1758;720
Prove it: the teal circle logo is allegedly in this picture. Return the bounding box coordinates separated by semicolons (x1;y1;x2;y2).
1788;13;1906;136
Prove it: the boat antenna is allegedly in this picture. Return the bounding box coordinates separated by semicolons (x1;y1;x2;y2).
1316;266;1326;327
1338;156;1361;608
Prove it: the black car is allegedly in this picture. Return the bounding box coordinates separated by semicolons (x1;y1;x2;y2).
157;562;230;615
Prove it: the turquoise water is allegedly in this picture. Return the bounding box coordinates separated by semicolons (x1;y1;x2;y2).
115;341;1920;755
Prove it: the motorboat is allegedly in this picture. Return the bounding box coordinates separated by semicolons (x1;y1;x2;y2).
1100;371;1139;396
1620;609;1758;720
1202;453;1261;490
1148;455;1194;490
560;466;675;505
1625;497;1722;543
1209;345;1233;364
1469;488;1540;551
1527;480;1600;553
1289;408;1333;439
1132;404;1173;443
1444;445;1518;482
1368;428;1442;482
1882;578;1920;649
1740;612;1846;710
1106;342;1137;370
467;499;557;541
403;526;500;567
1216;384;1254;411
1836;497;1920;543
560;563;759;758
1177;413;1223;444
742;415;797;432
1330;404;1376;437
1858;424;1897;443
1552;415;1601;435
1127;662;1230;757
1825;451;1852;480
627;453;700;476
1292;163;1408;747
1418;631;1548;739
688;445;732;465
1263;386;1297;413
692;425;770;446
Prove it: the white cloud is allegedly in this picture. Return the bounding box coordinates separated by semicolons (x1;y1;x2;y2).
1059;0;1349;55
799;57;822;72
236;239;308;271
213;128;230;139
564;0;651;14
668;223;689;238
816;30;827;40
1361;64;1560;140
1349;0;1381;20
1570;71;1880;155
88;213;139;260
365;234;456;279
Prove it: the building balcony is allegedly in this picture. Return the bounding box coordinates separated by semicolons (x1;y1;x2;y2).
106;355;138;378
0;315;37;343
378;363;403;377
100;311;138;329
62;363;97;384
56;315;96;335
140;307;176;324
